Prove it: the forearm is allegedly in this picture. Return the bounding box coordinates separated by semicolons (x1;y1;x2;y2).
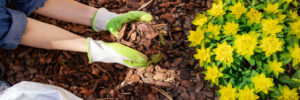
21;18;87;52
35;0;97;26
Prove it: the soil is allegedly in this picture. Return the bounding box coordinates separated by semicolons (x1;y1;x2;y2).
0;0;218;99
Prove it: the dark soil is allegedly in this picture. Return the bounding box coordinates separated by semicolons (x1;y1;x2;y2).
0;0;218;99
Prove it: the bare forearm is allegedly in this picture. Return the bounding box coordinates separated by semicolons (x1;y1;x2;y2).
21;18;87;52
35;0;97;26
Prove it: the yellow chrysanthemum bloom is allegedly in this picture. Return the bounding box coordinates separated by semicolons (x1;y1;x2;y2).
208;1;225;17
192;13;208;26
268;60;284;77
214;42;234;66
290;10;299;20
264;3;279;13
204;64;223;84
229;2;247;19
289;19;300;39
194;47;211;66
278;85;299;100
262;19;283;36
277;13;287;23
251;73;274;94
288;44;300;66
223;22;239;35
260;36;284;57
206;23;221;36
246;8;263;24
234;31;259;60
219;83;237;100
238;85;259;100
188;29;204;47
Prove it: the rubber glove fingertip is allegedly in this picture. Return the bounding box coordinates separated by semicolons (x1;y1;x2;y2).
140;14;153;23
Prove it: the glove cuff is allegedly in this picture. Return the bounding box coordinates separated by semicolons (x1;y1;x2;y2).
87;37;108;63
92;8;119;32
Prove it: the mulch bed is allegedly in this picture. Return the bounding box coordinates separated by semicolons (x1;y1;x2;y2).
0;0;218;99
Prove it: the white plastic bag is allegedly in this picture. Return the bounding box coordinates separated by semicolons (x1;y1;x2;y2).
0;81;82;100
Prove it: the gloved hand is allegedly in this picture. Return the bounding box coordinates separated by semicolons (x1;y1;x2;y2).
87;38;149;68
92;8;153;37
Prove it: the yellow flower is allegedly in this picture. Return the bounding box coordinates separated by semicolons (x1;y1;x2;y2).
206;23;221;36
234;31;259;59
277;13;287;23
238;85;259;100
219;83;237;100
268;60;284;77
262;19;283;36
188;29;204;47
251;73;274;94
204;64;223;84
208;1;225;17
194;47;211;66
223;22;239;35
278;85;299;100
229;2;247;19
214;42;234;66
259;36;284;57
264;3;279;13
289;20;300;39
246;8;263;24
290;10;299;20
192;13;208;26
288;44;300;66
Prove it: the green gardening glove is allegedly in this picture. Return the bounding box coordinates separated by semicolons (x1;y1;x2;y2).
87;38;149;68
92;8;153;37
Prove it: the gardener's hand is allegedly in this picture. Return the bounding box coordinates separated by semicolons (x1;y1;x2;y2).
87;38;149;68
92;8;153;37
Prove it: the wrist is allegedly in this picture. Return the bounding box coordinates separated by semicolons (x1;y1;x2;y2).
92;8;119;32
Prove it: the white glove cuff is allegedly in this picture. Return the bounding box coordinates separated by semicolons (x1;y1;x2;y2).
88;37;104;62
92;8;119;32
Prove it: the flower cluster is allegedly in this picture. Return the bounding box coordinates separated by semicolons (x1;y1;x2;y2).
189;0;300;99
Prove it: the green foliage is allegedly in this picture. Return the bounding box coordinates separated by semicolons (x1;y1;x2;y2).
189;0;300;99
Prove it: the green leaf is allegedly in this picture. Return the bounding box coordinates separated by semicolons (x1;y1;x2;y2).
213;35;221;40
256;59;262;67
260;92;266;99
216;61;222;66
292;70;300;79
223;74;230;79
232;64;238;70
159;32;165;45
254;48;263;53
270;88;281;98
238;77;248;87
249;57;255;66
279;74;300;89
229;78;235;85
147;52;162;65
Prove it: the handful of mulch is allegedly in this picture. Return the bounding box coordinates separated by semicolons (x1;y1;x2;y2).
113;22;166;65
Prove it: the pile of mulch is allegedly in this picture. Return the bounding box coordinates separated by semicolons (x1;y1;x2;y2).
0;0;218;99
114;22;164;57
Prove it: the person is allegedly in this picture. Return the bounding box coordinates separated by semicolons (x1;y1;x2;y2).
0;0;153;68
0;0;153;99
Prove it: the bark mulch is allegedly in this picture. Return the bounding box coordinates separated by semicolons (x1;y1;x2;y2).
0;0;219;99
